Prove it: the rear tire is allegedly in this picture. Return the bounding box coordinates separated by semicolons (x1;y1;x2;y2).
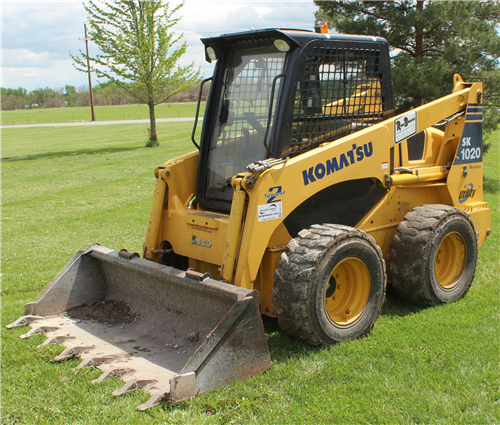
273;224;386;346
390;205;478;306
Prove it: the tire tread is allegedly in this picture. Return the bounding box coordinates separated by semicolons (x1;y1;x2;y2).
390;204;477;306
273;224;385;346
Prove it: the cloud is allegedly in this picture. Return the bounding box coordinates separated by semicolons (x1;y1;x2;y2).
1;0;319;90
3;58;80;89
2;2;86;51
1;1;88;89
174;1;318;75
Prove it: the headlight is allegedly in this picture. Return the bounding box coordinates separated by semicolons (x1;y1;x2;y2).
274;39;290;52
206;46;218;61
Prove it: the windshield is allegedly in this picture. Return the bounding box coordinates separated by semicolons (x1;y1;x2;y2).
207;45;286;194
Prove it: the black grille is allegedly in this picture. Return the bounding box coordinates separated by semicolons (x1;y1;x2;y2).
290;46;384;156
206;49;286;195
216;56;284;148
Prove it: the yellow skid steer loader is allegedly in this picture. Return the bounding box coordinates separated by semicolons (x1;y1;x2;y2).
8;21;492;409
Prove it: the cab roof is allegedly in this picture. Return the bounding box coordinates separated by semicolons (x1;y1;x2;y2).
201;28;387;50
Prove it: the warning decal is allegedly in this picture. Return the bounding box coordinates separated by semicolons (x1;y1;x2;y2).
394;111;417;145
258;203;283;222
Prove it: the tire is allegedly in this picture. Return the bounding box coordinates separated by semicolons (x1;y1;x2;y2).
390;204;478;306
273;224;386;346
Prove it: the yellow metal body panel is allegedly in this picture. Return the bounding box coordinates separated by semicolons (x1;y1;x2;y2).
356;184;449;263
144;177;167;262
255;246;286;316
145;80;491;316
465;203;492;246
231;86;481;291
155;150;232;267
220;182;247;282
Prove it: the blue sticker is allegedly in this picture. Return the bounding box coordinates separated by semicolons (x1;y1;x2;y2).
265;186;285;204
458;183;476;204
454;122;483;165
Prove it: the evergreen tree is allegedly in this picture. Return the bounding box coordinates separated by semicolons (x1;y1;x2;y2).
72;0;200;145
315;0;500;134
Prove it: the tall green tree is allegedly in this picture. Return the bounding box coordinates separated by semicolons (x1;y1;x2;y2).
1;87;28;110
315;0;500;134
72;0;200;145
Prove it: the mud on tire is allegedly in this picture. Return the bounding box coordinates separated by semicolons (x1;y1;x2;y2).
390;204;478;306
273;224;386;346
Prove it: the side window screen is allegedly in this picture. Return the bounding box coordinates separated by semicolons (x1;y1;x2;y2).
407;131;426;161
207;47;286;194
291;47;383;156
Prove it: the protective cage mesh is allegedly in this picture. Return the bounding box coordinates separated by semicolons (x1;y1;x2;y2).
208;52;285;192
290;46;384;156
217;55;285;146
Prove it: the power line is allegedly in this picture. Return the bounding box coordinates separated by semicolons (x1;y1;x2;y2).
1;38;82;50
1;6;318;52
3;31;82;43
2;22;85;34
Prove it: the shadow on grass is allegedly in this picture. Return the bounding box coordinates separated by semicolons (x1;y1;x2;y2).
484;175;499;194
262;303;422;362
379;283;423;318
1;146;144;162
262;316;323;363
260;285;424;364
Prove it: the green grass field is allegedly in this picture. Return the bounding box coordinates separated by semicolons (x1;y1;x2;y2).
1;117;499;424
1;102;204;126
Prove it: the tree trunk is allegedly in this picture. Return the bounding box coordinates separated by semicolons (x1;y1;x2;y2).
415;1;424;60
413;94;422;108
148;100;158;146
413;0;424;108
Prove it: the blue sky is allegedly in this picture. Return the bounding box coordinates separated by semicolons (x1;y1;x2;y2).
1;0;319;91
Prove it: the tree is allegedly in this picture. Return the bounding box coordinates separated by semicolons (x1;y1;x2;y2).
315;0;500;134
72;0;200;146
1;87;27;110
29;87;65;108
64;85;77;107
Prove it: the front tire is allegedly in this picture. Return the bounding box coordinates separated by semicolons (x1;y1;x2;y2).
273;224;386;346
390;205;478;306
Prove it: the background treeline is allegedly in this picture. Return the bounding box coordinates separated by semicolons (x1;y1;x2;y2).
1;81;206;111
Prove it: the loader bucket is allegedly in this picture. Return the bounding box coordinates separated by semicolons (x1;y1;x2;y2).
7;245;271;410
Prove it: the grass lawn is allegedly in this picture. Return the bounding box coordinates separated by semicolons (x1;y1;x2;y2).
1;102;205;126
1;121;499;424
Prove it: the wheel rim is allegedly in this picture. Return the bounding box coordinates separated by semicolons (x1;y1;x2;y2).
435;231;466;289
324;257;371;326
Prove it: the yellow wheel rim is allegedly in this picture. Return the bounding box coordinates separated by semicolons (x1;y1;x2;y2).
324;257;371;326
435;231;466;289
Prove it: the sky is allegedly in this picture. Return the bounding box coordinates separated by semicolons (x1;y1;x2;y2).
1;0;319;91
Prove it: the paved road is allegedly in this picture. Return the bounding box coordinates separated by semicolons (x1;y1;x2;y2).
1;117;201;129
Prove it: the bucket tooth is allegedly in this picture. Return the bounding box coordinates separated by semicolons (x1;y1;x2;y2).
37;335;76;348
20;326;59;339
6;315;43;329
9;245;272;409
52;345;93;362
77;355;118;369
91;368;130;384
137;392;169;411
112;379;158;397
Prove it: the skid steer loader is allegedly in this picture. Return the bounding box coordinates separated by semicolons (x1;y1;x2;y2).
8;20;492;409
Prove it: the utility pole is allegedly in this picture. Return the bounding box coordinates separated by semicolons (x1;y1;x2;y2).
82;24;96;121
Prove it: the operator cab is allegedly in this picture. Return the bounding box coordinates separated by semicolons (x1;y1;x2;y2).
194;27;393;212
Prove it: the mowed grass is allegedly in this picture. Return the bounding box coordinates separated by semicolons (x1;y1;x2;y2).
1;102;205;126
1;119;499;424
